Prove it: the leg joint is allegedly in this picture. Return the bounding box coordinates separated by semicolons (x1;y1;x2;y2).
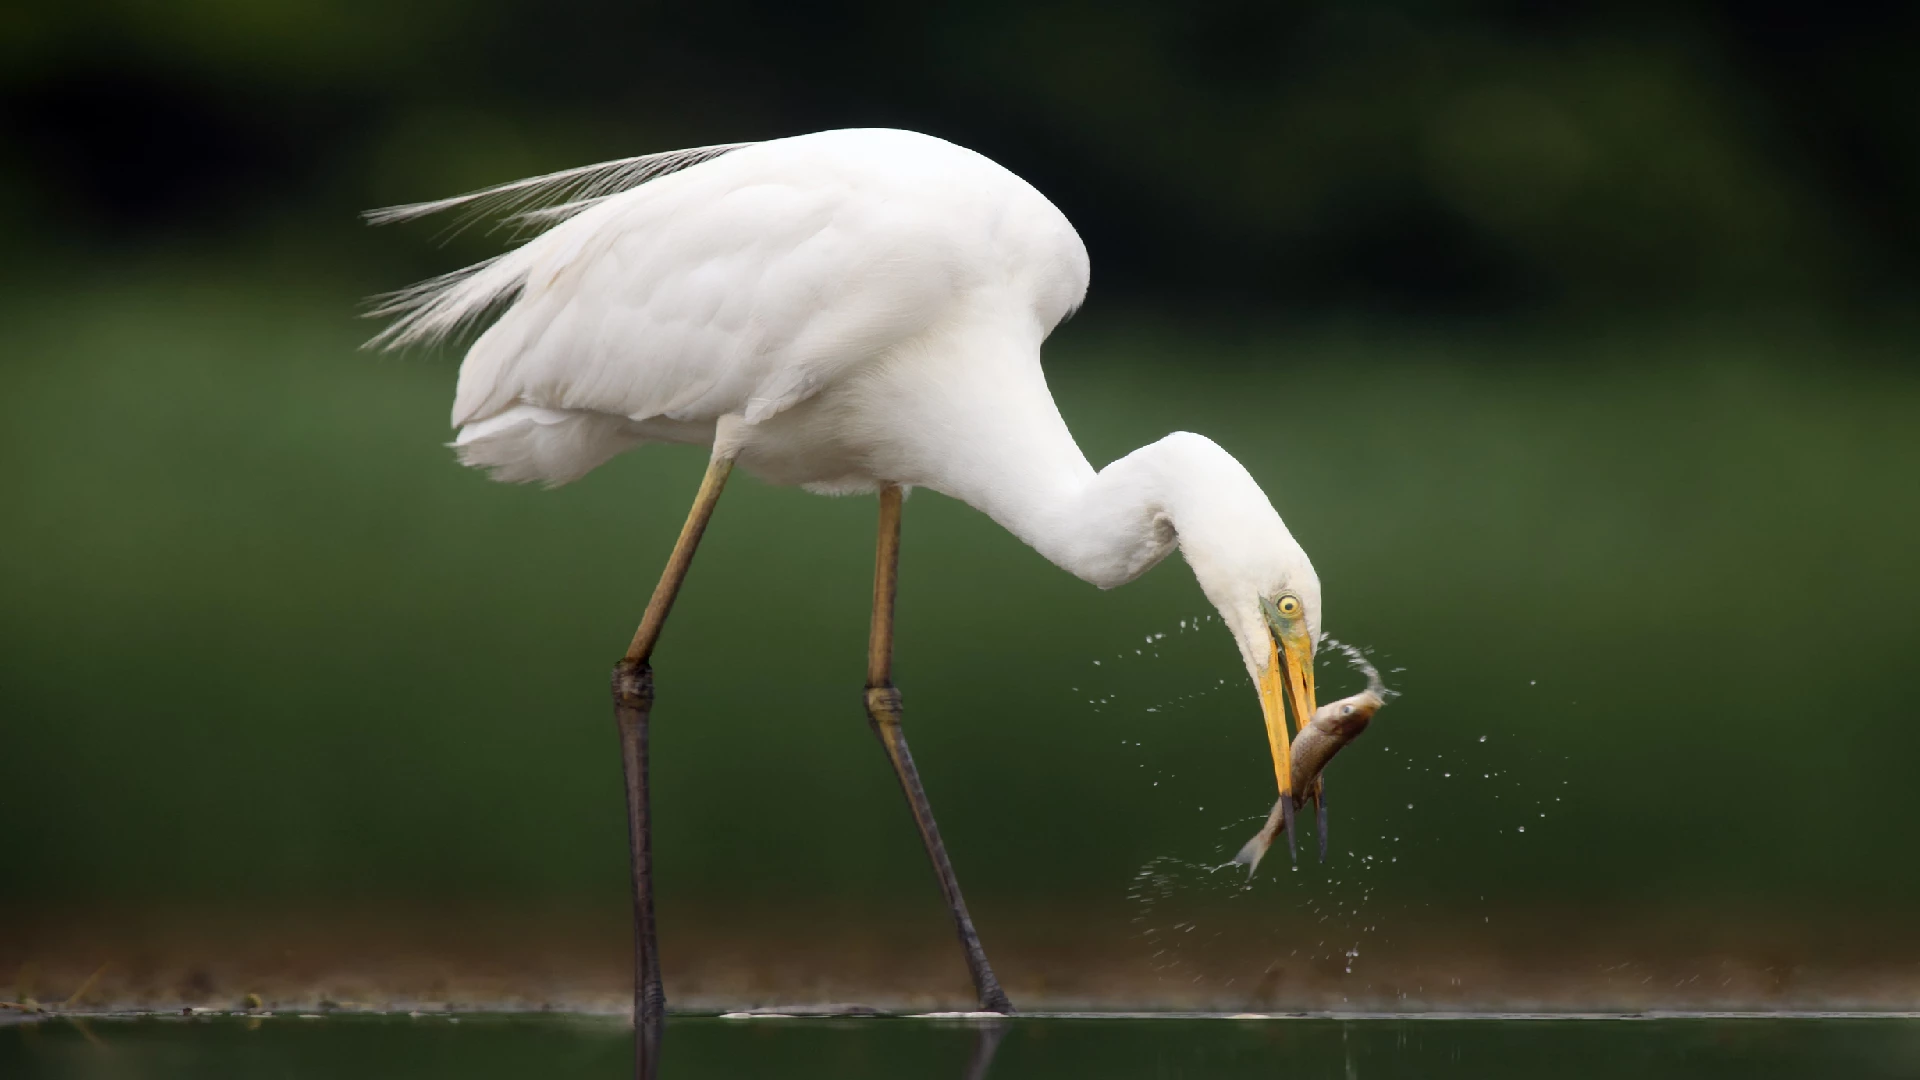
864;684;903;725
612;659;655;710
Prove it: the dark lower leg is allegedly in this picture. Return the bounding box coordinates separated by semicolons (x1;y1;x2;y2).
612;661;663;1078
866;690;1013;1012
610;452;735;1078
864;484;1013;1014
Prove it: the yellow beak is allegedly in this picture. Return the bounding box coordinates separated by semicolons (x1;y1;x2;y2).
1259;625;1318;799
1257;595;1318;822
1258;636;1295;799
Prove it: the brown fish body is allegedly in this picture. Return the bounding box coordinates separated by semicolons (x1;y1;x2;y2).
1230;683;1385;875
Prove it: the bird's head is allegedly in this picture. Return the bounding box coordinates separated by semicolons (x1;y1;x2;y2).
1158;435;1323;804
1207;542;1322;805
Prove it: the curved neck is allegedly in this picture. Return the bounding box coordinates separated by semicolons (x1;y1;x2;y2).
963;458;1177;590
868;326;1270;592
1007;432;1263;590
904;397;1225;590
1033;441;1188;588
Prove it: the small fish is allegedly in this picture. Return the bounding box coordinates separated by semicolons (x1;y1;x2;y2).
1230;665;1385;877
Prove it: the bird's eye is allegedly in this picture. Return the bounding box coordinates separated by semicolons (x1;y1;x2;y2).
1276;594;1301;617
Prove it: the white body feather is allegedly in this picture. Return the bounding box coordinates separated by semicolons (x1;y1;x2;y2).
370;128;1321;678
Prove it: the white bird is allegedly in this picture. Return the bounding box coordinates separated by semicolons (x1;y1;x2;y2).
368;127;1323;1051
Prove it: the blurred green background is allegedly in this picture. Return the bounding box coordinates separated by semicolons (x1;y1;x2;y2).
2;0;1917;1005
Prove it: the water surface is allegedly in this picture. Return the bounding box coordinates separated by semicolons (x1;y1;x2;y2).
7;1014;1919;1078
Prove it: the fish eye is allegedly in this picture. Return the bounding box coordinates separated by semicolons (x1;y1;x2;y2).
1275;594;1302;618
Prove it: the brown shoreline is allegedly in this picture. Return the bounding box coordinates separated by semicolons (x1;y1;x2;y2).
7;903;1919;1016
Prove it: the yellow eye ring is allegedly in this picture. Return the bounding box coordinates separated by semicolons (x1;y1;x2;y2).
1276;594;1301;617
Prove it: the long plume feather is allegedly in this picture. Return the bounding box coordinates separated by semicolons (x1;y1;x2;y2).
362;141;755;349
363;142;753;232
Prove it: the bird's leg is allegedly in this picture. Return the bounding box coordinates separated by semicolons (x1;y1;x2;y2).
611;451;734;1079
863;484;1014;1014
609;661;663;1079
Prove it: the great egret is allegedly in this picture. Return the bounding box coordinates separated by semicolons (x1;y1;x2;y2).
368;127;1323;1052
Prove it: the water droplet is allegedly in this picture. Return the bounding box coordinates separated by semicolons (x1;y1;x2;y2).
1406;803;1414;809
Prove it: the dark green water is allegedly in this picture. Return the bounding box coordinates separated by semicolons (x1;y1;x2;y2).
7;1015;1920;1079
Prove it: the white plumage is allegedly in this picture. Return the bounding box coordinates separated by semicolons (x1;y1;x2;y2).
369;126;1320;693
